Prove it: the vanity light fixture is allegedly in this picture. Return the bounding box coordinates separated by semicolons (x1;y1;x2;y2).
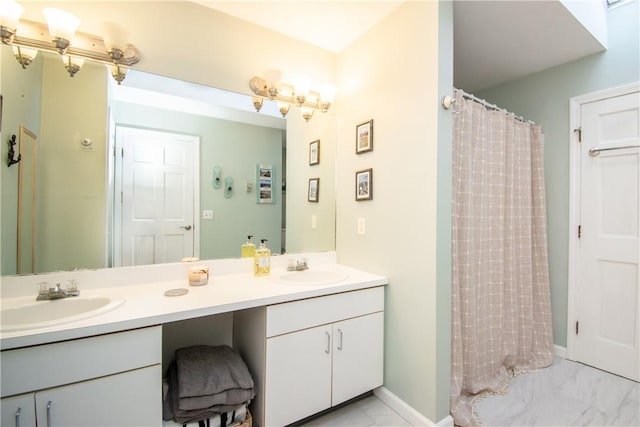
12;45;37;68
0;0;141;84
61;54;84;77
43;7;80;54
249;70;336;122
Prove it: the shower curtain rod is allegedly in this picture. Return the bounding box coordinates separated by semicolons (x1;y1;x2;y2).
442;89;536;125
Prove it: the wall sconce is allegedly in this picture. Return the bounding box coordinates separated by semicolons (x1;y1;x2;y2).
0;0;141;84
249;70;336;122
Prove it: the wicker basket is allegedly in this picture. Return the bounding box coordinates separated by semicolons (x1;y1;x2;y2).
237;410;252;427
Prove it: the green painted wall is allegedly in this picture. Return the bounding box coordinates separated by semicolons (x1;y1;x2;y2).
476;1;639;347
1;46;43;276
36;56;109;273
113;102;284;260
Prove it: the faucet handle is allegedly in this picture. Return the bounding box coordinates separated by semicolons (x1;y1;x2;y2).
66;279;80;296
37;282;49;295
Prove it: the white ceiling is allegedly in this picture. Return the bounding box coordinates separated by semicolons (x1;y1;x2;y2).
195;0;608;92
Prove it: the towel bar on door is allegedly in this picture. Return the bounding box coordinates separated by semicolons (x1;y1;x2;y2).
589;145;640;157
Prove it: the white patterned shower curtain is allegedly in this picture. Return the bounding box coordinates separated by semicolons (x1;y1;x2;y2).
450;89;554;427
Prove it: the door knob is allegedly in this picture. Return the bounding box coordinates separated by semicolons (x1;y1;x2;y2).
180;225;192;231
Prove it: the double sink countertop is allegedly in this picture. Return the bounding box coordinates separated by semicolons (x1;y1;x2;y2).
0;253;387;350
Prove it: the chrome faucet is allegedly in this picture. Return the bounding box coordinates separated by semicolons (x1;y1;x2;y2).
36;280;80;301
287;258;309;271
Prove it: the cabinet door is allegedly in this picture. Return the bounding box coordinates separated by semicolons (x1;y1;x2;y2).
265;325;332;426
35;365;161;427
1;393;36;427
332;312;384;405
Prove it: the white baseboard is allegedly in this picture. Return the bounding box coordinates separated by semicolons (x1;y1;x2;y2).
554;344;567;359
373;386;454;427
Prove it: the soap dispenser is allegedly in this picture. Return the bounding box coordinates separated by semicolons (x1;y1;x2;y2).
241;235;256;258
254;239;271;276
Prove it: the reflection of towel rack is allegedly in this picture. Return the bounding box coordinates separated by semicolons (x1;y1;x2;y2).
589;145;640;157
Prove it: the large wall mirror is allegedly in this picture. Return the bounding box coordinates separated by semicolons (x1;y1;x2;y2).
1;45;336;277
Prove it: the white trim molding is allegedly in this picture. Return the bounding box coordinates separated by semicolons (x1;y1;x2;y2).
566;81;640;361
373;387;454;427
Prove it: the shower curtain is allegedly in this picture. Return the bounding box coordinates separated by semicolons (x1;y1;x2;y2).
450;89;554;427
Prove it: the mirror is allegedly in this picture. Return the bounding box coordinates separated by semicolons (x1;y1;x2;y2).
1;45;333;277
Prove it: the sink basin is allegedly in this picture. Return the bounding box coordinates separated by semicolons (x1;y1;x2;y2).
272;270;349;286
1;297;124;333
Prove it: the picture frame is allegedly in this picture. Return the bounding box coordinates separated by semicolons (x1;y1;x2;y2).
257;164;274;204
308;178;319;202
356;119;373;154
309;139;320;165
355;168;373;201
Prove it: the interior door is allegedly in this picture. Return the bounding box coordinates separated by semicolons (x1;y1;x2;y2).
575;90;639;381
117;127;198;266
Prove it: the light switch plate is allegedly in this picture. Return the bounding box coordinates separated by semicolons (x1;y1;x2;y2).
357;217;366;235
203;210;213;219
311;215;317;229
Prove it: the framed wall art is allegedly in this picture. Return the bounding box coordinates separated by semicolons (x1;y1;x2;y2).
309;139;320;165
356;119;373;154
355;168;373;201
308;178;319;202
257;164;274;204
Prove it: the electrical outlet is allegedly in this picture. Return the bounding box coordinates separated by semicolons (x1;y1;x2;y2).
202;210;213;219
357;217;366;235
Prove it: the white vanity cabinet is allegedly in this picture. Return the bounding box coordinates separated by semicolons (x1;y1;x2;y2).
234;286;384;427
0;326;162;427
1;393;36;427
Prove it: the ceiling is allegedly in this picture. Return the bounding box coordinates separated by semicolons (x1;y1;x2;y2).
195;0;608;92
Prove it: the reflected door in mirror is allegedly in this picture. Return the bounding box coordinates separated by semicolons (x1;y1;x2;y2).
117;127;198;266
17;126;37;274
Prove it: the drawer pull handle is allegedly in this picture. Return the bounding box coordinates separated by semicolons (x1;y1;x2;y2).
15;407;21;427
325;331;331;354
46;401;52;427
337;328;343;350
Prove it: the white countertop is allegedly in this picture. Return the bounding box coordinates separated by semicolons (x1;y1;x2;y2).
1;259;387;350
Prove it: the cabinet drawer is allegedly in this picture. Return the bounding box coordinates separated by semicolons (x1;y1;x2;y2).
266;287;384;337
1;326;161;397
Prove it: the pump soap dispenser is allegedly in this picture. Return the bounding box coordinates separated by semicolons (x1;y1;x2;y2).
241;235;256;258
254;239;271;276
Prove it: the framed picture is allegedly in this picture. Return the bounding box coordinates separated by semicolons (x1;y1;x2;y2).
355;168;373;201
309;139;320;165
356;119;373;154
308;178;319;202
257;164;274;204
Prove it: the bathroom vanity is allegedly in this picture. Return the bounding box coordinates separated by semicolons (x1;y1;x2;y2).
0;253;386;427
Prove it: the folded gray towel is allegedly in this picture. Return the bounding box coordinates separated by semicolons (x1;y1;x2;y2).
179;388;255;411
176;345;254;398
164;361;253;424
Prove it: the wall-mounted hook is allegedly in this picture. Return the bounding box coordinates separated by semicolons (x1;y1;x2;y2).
224;176;233;198
213;166;222;189
7;134;21;167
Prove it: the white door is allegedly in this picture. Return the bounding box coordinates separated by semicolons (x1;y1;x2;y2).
35;366;161;426
332;312;384;406
574;89;639;381
265;325;332;426
116;127;199;266
1;393;36;427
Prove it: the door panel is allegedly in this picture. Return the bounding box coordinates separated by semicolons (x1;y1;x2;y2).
576;91;639;381
265;325;332;426
332;312;384;406
117;127;198;266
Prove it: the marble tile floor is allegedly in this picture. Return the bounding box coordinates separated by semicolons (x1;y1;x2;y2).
297;394;412;427
474;357;639;427
297;357;639;427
